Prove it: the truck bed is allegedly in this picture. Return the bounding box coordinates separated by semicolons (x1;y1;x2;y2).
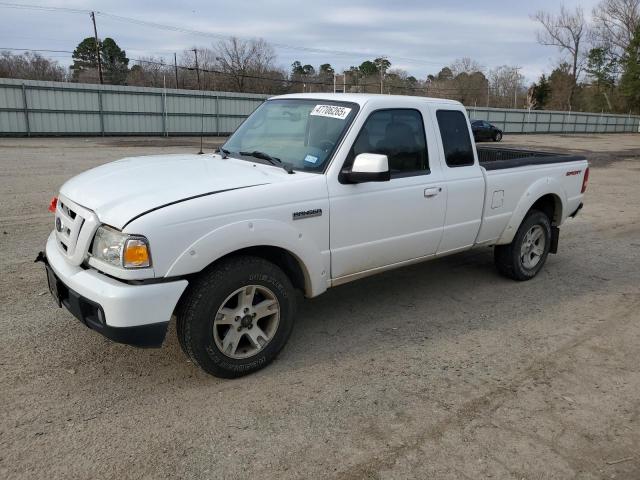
477;146;586;171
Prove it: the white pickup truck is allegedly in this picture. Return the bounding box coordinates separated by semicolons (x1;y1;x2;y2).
39;93;588;377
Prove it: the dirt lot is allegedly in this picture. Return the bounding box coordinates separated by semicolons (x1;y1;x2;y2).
1;134;639;479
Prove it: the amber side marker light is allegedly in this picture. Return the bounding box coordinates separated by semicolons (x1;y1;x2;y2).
123;239;151;268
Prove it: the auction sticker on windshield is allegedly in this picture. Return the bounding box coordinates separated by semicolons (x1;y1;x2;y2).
310;104;352;120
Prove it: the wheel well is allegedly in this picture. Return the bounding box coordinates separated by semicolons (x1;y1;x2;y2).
530;194;562;225
201;246;309;296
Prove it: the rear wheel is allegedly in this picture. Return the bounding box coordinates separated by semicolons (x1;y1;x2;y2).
493;131;503;142
176;256;296;378
494;210;551;281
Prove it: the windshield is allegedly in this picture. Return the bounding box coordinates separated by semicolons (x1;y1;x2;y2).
222;99;359;172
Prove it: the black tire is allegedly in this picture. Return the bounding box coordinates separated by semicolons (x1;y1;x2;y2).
176;256;296;378
494;131;503;142
494;209;551;281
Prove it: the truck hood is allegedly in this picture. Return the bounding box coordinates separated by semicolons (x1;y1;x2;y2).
60;154;289;229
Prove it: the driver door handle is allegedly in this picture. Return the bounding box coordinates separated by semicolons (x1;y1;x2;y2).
424;187;442;198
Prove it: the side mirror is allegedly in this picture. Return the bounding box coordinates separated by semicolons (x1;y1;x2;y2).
341;153;390;183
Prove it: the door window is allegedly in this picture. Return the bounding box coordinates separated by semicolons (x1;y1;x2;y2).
346;109;429;177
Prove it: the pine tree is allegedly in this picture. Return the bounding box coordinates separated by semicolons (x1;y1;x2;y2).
70;36;129;85
101;38;129;85
70;37;100;80
620;27;640;112
531;74;551;109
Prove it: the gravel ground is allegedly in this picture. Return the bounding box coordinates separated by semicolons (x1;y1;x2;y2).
1;133;639;480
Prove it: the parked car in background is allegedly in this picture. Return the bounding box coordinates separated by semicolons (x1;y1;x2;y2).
472;120;503;142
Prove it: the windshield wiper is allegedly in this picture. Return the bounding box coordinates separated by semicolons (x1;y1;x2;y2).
239;150;294;174
217;147;230;159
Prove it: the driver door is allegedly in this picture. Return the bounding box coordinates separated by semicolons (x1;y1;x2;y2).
328;108;446;279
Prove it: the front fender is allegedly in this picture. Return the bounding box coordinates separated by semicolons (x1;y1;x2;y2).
497;176;566;245
165;218;328;297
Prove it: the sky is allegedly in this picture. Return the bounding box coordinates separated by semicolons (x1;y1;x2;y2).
0;0;602;83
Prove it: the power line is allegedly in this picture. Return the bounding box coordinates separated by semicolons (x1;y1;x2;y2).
0;47;72;53
1;46;505;96
0;1;445;67
0;2;88;14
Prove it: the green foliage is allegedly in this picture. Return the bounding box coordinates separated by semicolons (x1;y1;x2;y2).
373;57;391;72
319;63;334;76
70;36;128;85
547;63;574;110
531;74;551;109
101;38;128;85
291;61;318;77
585;47;617;88
70;37;99;77
290;60;304;76
436;67;453;81
619;27;640;112
358;60;378;76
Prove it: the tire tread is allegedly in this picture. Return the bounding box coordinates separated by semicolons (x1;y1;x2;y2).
494;209;551;281
176;256;295;378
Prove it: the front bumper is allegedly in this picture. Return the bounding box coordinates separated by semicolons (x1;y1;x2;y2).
42;231;188;347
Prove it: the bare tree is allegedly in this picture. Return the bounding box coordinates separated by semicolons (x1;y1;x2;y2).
591;0;640;57
532;5;587;108
488;66;525;108
127;57;172;88
214;37;276;93
446;58;487;106
450;57;484;75
0;50;66;81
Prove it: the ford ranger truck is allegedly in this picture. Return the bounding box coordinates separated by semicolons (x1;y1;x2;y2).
39;94;588;378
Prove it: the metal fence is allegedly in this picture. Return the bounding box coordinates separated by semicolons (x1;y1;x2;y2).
1;78;639;136
0;78;268;136
467;106;640;134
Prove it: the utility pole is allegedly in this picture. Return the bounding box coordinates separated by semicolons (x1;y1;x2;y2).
513;66;521;109
192;49;201;88
174;53;179;88
90;12;103;84
487;81;490;107
192;49;204;155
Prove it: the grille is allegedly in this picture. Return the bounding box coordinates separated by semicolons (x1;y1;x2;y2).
54;195;99;266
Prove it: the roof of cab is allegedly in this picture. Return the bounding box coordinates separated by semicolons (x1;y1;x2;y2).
270;92;463;108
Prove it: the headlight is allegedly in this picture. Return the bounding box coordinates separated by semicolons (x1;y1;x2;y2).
92;225;151;268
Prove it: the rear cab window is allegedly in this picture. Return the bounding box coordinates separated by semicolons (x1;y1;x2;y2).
436;110;475;167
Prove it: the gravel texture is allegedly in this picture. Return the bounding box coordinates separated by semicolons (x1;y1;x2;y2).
1;134;639;479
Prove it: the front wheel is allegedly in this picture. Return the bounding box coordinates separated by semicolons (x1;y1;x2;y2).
176;256;296;378
494;210;551;281
493;131;503;142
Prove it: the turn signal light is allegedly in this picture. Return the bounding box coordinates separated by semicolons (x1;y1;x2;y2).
48;196;58;213
123;239;151;268
581;167;589;193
